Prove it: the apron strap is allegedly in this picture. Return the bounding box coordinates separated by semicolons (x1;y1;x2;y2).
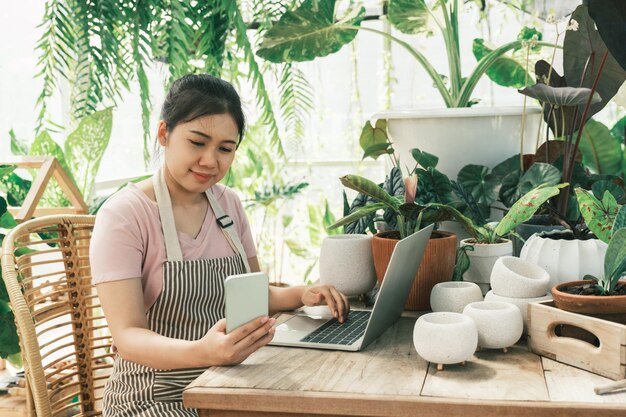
206;188;251;273
153;167;251;271
154;168;184;262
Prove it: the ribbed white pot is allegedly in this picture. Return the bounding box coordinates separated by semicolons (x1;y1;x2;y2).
372;107;541;179
463;301;523;349
430;281;484;313
520;230;608;289
413;312;477;366
461;239;513;295
490;256;550;298
484;290;552;334
319;234;376;296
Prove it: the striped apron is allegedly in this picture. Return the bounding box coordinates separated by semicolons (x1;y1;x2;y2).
102;168;250;417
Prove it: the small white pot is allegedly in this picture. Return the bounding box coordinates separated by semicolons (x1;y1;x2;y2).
484;290;552;334
319;234;376;296
520;230;607;288
460;239;513;295
490;256;550;298
413;312;477;367
430;281;484;313
463;301;523;350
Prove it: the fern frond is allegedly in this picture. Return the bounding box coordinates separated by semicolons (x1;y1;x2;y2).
279;63;313;144
227;1;284;155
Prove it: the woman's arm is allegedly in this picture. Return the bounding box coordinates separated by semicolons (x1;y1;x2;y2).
248;256;349;322
97;278;275;369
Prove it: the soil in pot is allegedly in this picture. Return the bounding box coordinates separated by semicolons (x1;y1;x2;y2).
552;280;626;316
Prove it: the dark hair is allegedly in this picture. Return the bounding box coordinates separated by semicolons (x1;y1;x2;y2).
160;74;245;145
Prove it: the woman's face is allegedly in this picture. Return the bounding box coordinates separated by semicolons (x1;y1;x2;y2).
158;113;239;195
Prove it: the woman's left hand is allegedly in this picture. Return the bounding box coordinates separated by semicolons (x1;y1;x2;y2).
301;285;350;323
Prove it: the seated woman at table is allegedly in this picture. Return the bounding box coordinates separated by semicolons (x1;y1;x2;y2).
91;73;350;417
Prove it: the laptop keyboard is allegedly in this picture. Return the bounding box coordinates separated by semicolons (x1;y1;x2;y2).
300;310;371;345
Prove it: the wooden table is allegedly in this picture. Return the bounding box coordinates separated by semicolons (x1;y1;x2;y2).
184;315;626;417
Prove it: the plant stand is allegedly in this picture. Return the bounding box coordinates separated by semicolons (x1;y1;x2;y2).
1;156;88;223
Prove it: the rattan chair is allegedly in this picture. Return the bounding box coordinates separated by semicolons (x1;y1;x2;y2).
1;215;114;417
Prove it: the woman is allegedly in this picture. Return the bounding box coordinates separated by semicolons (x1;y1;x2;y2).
91;74;349;416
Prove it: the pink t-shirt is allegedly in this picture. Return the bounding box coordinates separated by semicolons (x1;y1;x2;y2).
90;183;257;310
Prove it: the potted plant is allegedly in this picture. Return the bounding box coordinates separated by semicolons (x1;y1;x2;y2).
257;0;552;177
514;2;626;287
425;183;566;294
329;164;457;311
551;206;626;315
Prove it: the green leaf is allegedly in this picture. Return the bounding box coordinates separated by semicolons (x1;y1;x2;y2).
360;120;392;160
592;180;626;203
64;107;113;199
613;205;626;234
564;5;626;118
0;302;20;359
30;131;73;207
9;129;29;155
518;83;602;107
0;165;16;178
473;39;528;88
285;239;310;258
611;115;626;142
388;0;431;35
576;187;619;243
495;184;565;237
499;163;561;207
578;120;622;175
340;175;398;209
415;167;453;205
256;0;365;63
451;245;474;281
329;202;387;229
410;148;438;169
457;164;499;206
604;228;626;291
0;211;17;229
491;154;521;180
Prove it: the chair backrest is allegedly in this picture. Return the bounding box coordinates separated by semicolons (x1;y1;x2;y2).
1;215;113;417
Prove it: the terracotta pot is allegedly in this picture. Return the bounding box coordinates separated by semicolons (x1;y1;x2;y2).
372;230;457;311
552;280;626;315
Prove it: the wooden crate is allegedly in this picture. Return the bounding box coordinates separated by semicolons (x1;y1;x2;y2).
528;300;626;380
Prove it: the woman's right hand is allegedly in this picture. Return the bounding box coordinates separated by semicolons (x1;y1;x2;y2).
196;316;276;366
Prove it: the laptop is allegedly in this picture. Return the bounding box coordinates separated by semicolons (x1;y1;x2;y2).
270;223;434;351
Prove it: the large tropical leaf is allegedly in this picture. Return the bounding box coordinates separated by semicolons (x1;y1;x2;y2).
491;154;521;180
578;119;622;175
410;148;438;169
343;192;377;234
495;184;565;237
360;120;392;160
473;39;528;88
499;163;561;207
328;202;386;230
592;180;626;204
256;0;365;63
340;174;398;209
576;188;619;243
30;130;74;208
613;205;626;233
604;228;626;291
518;84;601;107
64;107;113;199
457;164;499;206
611;116;626;142
563;5;626;118
588;0;626;72
0;301;20;360
388;0;431;35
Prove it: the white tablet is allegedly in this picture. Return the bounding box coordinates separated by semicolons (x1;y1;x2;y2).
224;272;269;334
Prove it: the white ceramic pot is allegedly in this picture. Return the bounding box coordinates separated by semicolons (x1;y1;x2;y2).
413;312;477;367
460;239;513;295
319;235;376;296
372;106;541;179
490;256;550;298
430;281;484;313
462;301;523;350
520;230;607;289
484;290;552;334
